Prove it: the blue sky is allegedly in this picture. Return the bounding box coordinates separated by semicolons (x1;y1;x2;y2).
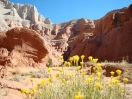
10;0;132;23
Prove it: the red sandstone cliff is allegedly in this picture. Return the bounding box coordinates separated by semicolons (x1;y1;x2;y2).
65;4;132;62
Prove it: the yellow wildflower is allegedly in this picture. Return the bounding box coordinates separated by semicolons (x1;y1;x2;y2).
48;68;52;72
112;79;119;85
75;55;79;60
48;77;53;82
95;82;102;90
80;69;84;73
123;78;129;84
73;56;76;65
86;78;91;84
93;58;98;63
59;69;63;73
110;71;114;76
69;57;73;63
88;56;93;61
67;62;71;67
21;88;25;93
98;66;102;71
120;89;124;93
69;73;73;77
37;82;41;87
30;78;34;82
82;71;86;76
80;62;84;66
32;87;36;92
77;66;81;70
75;92;84;99
96;63;101;67
56;73;60;78
96;72;101;77
61;79;66;83
60;55;63;60
75;55;79;66
116;70;122;75
41;79;46;85
63;61;68;66
81;55;85;62
111;76;114;79
25;89;29;95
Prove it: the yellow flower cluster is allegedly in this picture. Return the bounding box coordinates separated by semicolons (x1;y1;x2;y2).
69;57;73;65
81;55;85;62
88;56;93;61
86;77;92;84
116;70;122;75
59;55;63;60
20;55;129;99
21;87;37;97
48;76;53;82
75;92;84;99
48;68;52;73
110;71;114;76
93;58;98;63
30;78;34;82
95;82;102;90
21;88;30;95
123;78;129;84
37;79;46;87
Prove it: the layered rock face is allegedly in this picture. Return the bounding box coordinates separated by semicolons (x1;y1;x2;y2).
0;0;52;31
0;27;48;67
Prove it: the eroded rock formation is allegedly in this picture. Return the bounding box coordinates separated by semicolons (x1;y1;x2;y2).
66;4;132;62
0;27;48;67
0;0;52;31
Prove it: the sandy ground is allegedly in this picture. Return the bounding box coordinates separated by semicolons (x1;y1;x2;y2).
0;66;132;99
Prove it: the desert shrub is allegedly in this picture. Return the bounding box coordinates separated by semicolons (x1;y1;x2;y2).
20;55;129;99
9;74;24;82
0;84;9;97
46;57;53;68
29;70;49;78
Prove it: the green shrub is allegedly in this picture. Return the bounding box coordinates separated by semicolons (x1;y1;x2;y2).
46;57;53;67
